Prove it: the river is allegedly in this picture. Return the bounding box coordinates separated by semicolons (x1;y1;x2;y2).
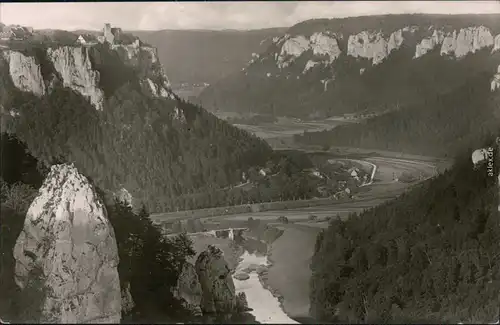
232;251;299;324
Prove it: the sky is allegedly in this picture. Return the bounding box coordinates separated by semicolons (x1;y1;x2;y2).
1;1;500;31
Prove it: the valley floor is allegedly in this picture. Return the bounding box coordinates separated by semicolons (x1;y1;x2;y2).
170;149;444;322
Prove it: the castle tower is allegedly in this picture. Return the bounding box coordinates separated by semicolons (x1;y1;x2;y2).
103;23;114;44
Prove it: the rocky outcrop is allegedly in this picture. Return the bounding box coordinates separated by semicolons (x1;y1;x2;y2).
347;29;405;65
278;35;309;68
471;145;500;213
273;26;498;70
492;65;500;92
2;50;45;96
13;163;121;323
141;78;175;99
173;262;203;315
113;188;133;208
440;26;494;58
121;282;135;315
277;32;341;69
303;60;319;73
414;29;445;58
112;42;171;89
309;32;342;62
194;245;238;317
47;47;105;111
494;34;500;53
173;106;187;123
471;148;489;168
3;37;174;110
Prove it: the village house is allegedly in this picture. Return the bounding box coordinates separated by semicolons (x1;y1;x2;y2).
76;34;97;46
76;35;89;45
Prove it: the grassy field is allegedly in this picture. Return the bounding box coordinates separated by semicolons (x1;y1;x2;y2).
229;116;348;139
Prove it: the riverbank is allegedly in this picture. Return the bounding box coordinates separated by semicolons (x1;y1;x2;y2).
256;226;321;321
232;251;298;324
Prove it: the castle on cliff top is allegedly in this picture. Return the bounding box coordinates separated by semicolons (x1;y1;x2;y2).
100;23;122;44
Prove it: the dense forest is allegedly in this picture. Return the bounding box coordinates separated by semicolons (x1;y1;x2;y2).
0;134;198;323
295;71;500;157
198;15;500;118
310;134;500;323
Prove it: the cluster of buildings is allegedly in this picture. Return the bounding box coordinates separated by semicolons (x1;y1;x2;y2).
0;22;134;48
76;23;126;46
0;24;33;41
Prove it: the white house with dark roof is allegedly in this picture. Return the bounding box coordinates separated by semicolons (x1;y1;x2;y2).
77;35;88;45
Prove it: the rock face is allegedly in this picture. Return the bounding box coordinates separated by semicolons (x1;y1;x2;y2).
414;29;445;58
113;188;133;208
273;25;497;71
494;34;500;52
174;262;203;315
440;26;494;58
2;50;46;96
47;47;105;111
142;78;174;99
492;65;500;92
270;25;499;74
2;37;174;110
112;42;172;90
347;29;404;65
277;32;341;68
471;145;500;213
195;245;237;316
303;60;319;73
309;32;342;62
13;163;121;323
471;148;489;167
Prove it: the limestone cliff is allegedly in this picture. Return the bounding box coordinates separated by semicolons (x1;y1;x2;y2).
111;40;172;92
248;24;499;76
414;29;445;58
47;47;105;110
494;34;500;52
13;163;121;323
492;64;500;92
113;188;133;208
194;245;238;317
2;50;45;96
276;32;341;69
198;15;500;118
347;29;405;65
440;26;494;58
1;39;174;110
